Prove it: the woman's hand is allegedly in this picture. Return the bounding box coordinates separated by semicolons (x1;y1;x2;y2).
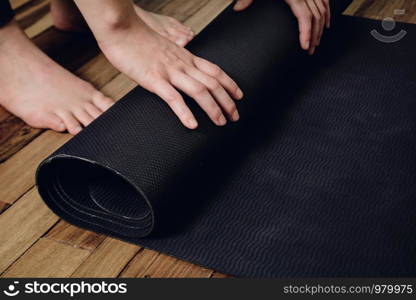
102;27;243;129
75;0;243;129
234;0;331;55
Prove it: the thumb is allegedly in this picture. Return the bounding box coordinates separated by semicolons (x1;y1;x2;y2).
233;0;254;11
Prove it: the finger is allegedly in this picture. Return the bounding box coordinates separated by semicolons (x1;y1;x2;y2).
57;111;82;135
233;0;254;11
149;79;198;129
185;67;240;122
306;0;322;54
170;70;227;126
323;0;331;28
313;0;327;44
288;1;313;50
193;56;243;100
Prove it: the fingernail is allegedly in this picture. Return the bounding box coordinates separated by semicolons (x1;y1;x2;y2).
232;110;240;122
218;115;227;126
305;40;310;50
188;119;198;129
236;88;244;99
309;47;315;55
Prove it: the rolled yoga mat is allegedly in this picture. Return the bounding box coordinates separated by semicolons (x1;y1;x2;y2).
36;0;416;277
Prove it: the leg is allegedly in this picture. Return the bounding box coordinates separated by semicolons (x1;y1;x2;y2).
51;0;193;46
0;20;115;134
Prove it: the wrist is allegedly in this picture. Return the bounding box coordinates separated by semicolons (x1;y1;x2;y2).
96;15;159;55
94;8;149;41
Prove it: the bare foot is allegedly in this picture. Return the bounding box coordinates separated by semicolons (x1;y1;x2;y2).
0;21;114;134
134;5;194;47
50;0;194;46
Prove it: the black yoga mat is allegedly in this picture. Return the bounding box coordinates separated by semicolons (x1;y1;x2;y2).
36;0;416;277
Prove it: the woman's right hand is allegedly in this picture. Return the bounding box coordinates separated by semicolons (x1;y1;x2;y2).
99;18;243;129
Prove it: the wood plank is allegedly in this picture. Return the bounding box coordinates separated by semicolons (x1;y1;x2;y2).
0;131;69;204
344;0;367;15
0;112;41;163
346;0;416;23
76;54;119;88
2;238;90;277
211;272;231;278
11;0;34;10
15;0;50;33
135;0;170;12
159;0;210;22
118;249;161;278
71;238;140;278
45;220;106;251
25;13;53;39
0;188;59;273
134;253;213;278
184;0;232;34
0;201;11;214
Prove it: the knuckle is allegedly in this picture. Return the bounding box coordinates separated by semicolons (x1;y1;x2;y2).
191;82;206;95
207;79;220;91
164;92;180;104
226;103;237;114
210;64;222;76
304;11;312;19
212;108;223;120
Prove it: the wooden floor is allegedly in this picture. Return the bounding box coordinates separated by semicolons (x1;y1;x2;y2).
0;0;414;278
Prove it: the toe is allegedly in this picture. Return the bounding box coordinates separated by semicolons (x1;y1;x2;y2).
176;37;188;47
24;111;65;132
44;113;66;132
75;109;94;127
85;102;103;119
92;91;114;112
58;111;82;135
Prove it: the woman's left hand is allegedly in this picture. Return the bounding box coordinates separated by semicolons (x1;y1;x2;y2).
233;0;331;55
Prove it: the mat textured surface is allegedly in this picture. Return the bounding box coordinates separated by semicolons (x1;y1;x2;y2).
36;0;416;277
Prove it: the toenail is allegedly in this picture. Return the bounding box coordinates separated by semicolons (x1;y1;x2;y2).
74;126;82;134
58;123;65;130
